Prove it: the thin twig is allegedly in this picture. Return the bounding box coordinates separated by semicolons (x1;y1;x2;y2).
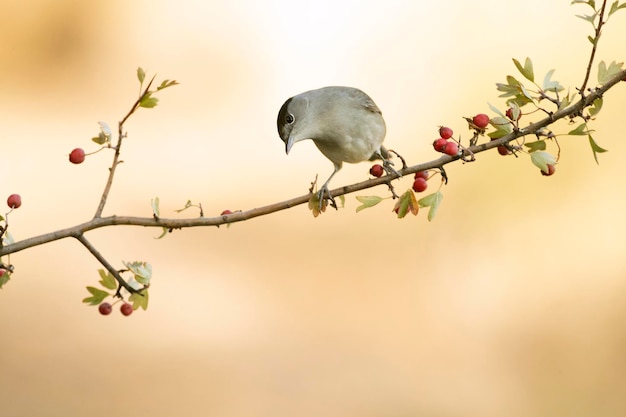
579;0;608;95
93;77;156;219
74;234;137;294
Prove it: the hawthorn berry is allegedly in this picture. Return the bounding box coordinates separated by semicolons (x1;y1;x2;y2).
505;107;521;121
120;303;133;316
541;164;556;176
444;141;459;156
497;146;511;156
98;302;113;316
439;126;453;139
412;177;428;192
472;113;490;129
433;138;448;153
414;171;428;180
7;194;21;209
370;164;384;177
69;148;86;164
220;209;233;215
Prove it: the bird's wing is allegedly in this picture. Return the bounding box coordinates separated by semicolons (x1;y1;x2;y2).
350;89;382;115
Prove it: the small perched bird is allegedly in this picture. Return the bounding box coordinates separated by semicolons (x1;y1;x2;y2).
277;86;396;208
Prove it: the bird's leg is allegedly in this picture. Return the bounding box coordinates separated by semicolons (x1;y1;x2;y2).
317;166;339;211
375;150;401;178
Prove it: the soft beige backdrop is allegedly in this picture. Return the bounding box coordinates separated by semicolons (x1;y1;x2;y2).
1;1;626;416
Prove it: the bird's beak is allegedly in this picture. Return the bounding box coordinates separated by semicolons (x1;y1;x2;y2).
285;135;295;154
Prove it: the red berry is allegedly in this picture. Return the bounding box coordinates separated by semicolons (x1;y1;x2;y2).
7;194;21;209
414;171;428;180
220;209;233;215
472;113;490;129
439;126;453;139
69;148;85;164
0;269;5;277
412;177;428;192
444;141;459;156
433;138;448;153
369;164;384;177
98;302;112;316
497;146;510;156
541;164;556;176
120;303;133;316
505;107;521;121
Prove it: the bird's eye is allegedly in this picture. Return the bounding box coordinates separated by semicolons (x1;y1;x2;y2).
286;114;295;124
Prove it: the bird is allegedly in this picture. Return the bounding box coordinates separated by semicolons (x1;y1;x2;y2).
277;86;396;209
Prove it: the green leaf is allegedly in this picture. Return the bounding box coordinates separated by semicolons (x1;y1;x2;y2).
98;269;118;290
174;200;193;213
156;79;180;91
155;227;168;239
609;1;626;16
137;67;146;84
487;102;505;118
2;231;15;246
151;197;160;217
139;95;159;108
542;69;564;92
418;191;443;222
597;60;624;85
530;151;557;172
588;133;608;164
524;141;547;152
578;13;598;24
571;0;596;8
355;195;384;212
0;271;10;289
558;92;572;110
487;118;512;140
513;57;534;82
496;75;523;97
490;116;511;129
123;261;152;285
92;121;112;145
568;123;588;136
588;97;603;117
129;289;149;311
82;286;110;306
393;190;419;219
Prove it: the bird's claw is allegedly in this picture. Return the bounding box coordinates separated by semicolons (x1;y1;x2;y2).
317;185;337;211
382;158;401;178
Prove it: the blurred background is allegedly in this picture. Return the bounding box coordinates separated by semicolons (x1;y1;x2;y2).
1;1;626;416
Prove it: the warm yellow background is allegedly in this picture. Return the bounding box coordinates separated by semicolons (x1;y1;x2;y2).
2;1;626;416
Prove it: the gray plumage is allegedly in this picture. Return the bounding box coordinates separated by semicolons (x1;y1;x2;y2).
277;86;391;205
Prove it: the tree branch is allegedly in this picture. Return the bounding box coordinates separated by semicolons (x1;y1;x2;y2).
2;69;623;258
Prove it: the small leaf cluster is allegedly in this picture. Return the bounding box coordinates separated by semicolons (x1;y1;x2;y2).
83;262;151;313
494;55;622;166
356;172;444;222
137;67;179;109
572;0;626;45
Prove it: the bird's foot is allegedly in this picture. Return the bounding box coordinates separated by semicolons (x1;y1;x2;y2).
382;158;401;178
307;182;337;216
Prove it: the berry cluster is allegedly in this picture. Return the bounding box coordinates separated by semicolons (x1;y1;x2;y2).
432;125;460;156
98;301;134;316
